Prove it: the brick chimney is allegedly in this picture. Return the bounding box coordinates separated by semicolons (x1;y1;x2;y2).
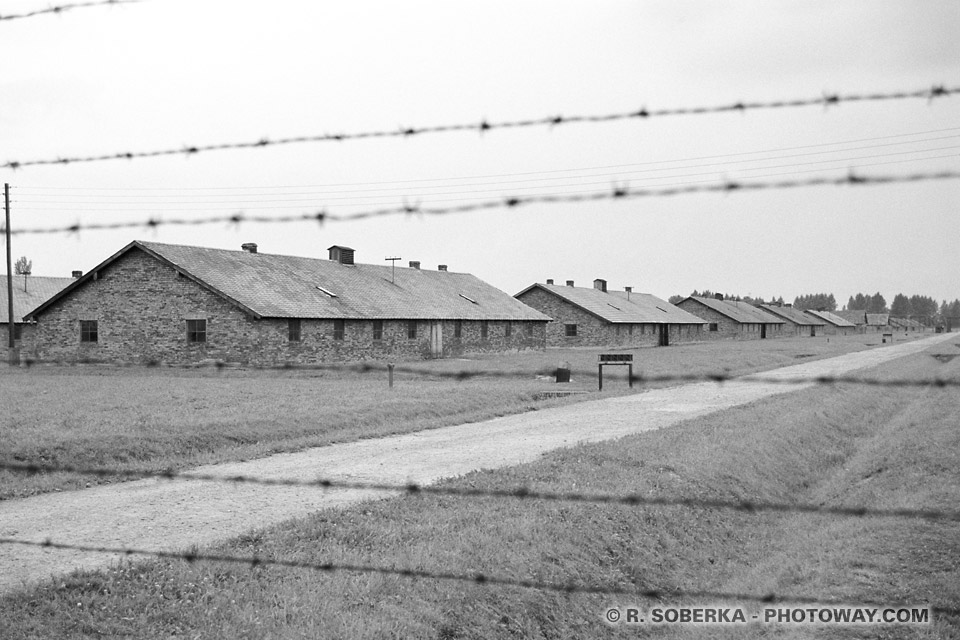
566;280;574;287
409;261;420;270
546;279;554;285
624;286;632;301
715;293;724;300
241;243;258;254
71;270;83;278
438;265;447;271
593;279;607;293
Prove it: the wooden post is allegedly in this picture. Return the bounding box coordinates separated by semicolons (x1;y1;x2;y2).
388;363;394;388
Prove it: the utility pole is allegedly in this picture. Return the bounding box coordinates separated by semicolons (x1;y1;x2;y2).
5;183;14;353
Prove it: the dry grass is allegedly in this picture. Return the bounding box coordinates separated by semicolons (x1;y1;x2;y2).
1;336;956;638
0;333;896;499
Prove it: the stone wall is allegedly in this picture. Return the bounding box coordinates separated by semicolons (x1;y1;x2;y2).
24;248;546;365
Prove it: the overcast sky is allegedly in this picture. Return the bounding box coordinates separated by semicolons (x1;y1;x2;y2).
2;0;958;306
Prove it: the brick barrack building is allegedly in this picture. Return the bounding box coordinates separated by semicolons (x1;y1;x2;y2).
515;279;706;348
24;241;550;366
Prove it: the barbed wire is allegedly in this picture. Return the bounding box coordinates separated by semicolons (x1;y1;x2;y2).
0;537;953;616
2;460;958;522
2;86;955;170
0;0;138;22
3;171;960;236
10;352;960;387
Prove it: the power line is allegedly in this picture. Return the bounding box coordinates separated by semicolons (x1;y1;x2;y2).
15;128;960;198
0;538;953;616
3;460;958;521
3;171;959;235
3;86;955;170
13;142;960;208
0;0;139;22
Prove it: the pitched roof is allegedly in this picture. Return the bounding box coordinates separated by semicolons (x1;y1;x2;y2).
834;310;866;325
29;241;550;322
865;313;890;326
805;309;857;327
515;283;706;324
0;275;75;323
759;304;825;326
680;297;785;324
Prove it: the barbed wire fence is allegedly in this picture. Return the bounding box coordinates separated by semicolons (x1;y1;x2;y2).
2;77;959;624
0;537;956;617
2;85;956;170
3;171;960;236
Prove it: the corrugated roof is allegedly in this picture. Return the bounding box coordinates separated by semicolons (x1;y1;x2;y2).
30;242;551;322
516;283;706;324
0;275;75;323
758;304;825;326
805;309;857;327
680;297;785;324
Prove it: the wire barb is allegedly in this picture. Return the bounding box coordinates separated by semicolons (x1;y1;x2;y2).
0;0;138;22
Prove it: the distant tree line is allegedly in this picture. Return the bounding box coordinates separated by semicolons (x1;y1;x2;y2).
845;292;887;313
668;290;785;306
792;293;837;311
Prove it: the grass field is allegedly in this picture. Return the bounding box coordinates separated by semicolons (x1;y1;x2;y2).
1;332;957;638
0;332;906;499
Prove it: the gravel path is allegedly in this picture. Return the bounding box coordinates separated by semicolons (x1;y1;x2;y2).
0;333;951;594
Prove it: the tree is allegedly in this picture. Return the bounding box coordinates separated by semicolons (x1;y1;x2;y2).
890;293;911;318
868;292;887;314
14;256;32;292
793;293;836;311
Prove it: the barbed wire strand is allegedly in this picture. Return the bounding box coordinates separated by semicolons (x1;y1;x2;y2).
3;86;955;170
2;460;958;522
3;171;960;236
0;0;138;22
10;353;960;388
0;538;954;616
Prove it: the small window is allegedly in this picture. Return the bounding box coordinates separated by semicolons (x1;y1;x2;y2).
407;320;417;340
481;321;489;339
186;319;206;343
709;323;718;332
525;323;533;338
80;320;98;343
565;324;577;337
13;324;23;341
333;319;345;341
288;319;301;342
504;322;512;338
373;320;383;341
454;320;462;339
628;324;633;336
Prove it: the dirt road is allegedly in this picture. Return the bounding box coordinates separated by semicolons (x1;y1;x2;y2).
0;333;952;593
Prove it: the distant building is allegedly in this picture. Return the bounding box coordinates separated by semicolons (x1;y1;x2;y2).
759;303;826;337
1;274;75;351
24;241;550;365
515;279;706;347
804;309;857;335
675;296;785;340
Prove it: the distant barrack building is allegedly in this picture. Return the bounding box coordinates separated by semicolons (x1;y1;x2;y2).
804;309;857;335
674;295;785;340
758;303;826;337
23;241;550;366
514;279;706;348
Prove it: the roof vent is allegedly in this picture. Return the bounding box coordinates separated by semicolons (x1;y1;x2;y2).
241;243;258;254
566;280;574;287
624;286;632;300
409;261;420;270
71;270;83;278
328;245;355;265
438;265;448;271
546;279;554;285
593;278;607;293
